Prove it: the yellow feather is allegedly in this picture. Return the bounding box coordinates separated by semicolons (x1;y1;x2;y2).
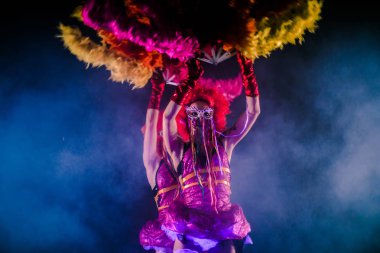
58;24;152;88
240;0;323;60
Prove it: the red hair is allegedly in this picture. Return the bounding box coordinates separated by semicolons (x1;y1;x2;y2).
176;85;231;142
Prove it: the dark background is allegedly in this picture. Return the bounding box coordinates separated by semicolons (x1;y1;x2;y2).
1;1;379;252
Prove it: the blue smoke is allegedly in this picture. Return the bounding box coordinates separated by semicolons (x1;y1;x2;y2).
231;28;380;253
0;34;154;252
0;27;379;253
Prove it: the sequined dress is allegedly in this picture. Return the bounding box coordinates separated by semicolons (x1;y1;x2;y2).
162;142;251;251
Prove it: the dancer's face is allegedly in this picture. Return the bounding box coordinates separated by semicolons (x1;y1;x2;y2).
186;101;213;121
186;100;214;138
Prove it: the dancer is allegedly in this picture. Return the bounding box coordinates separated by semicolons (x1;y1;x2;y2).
162;52;260;252
139;70;179;253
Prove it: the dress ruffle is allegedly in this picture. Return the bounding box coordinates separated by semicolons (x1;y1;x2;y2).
139;218;174;251
164;199;250;241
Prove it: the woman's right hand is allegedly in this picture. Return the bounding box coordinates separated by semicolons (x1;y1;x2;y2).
170;58;203;105
186;57;204;81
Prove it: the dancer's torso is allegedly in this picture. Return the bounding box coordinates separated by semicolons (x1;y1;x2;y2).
179;142;232;211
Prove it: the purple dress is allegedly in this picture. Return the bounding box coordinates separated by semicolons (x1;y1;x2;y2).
162;142;251;251
139;160;178;252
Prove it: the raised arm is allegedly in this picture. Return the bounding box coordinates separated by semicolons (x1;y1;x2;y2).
223;52;261;158
163;58;204;170
143;70;165;188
